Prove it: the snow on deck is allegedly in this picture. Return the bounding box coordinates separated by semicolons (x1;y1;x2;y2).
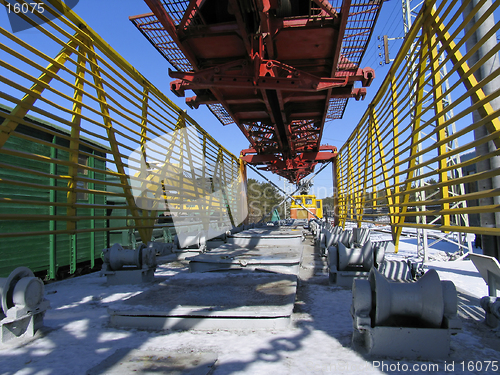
1;233;499;375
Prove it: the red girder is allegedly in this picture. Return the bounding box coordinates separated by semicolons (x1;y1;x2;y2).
311;0;338;18
241;145;337;164
169;59;373;96
240;145;337;184
132;0;382;182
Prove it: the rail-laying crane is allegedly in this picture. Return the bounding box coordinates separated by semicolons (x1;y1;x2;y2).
131;0;382;183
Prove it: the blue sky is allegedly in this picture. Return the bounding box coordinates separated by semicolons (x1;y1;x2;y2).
1;1;498;199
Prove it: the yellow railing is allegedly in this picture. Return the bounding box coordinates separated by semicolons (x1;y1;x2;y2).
335;0;500;250
0;0;243;277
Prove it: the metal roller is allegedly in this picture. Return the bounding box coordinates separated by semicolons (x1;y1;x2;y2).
352;228;370;246
13;277;44;310
329;228;343;248
102;243;156;271
0;267;49;343
377;260;412;281
373;243;385;268
0;267;45;317
481;296;500;320
339;230;352;247
374;240;395;254
322;225;341;249
337;241;373;272
352;267;460;359
175;232;207;250
370;268;448;328
319;229;326;248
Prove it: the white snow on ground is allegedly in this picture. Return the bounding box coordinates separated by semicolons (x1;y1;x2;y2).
1;232;500;375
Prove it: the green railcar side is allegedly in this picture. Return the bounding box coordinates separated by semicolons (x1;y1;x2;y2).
0;107;108;279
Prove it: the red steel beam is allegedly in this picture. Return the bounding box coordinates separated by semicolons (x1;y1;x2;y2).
227;0;253;56
169;63;374;95
312;0;338;18
135;0;379;183
143;0;200;70
331;0;352;79
315;0;352;151
241;145;337;164
178;0;205;32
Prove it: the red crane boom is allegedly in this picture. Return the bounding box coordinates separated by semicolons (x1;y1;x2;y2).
131;0;382;183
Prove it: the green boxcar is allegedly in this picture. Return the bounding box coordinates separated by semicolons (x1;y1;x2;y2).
0;106;108;279
105;175;132;247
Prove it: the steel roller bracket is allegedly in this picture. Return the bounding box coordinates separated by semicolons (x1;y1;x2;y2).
469;253;500;327
351;268;461;359
0;267;50;343
101;243;157;285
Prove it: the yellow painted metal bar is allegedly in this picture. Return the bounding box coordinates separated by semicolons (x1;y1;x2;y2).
390;205;500;218
337;153;500;223
391;85;500;179
0;38;78;148
393;15;430;247
379;143;500;210
428;32;450;228
329;220;500;237
66;36;86;235
359;108;374;227
337;152;345;227
0;0;243;256
341;68;429;196
370;110;377;211
215;148;235;227
344;7;499;177
431;15;500;148
85;41;151;242
332;0;500;238
0;69;159;153
9;1;240;160
347;142;353;221
367;102;500;198
369;86;500;202
392;165;500;207
140;86;150;168
390;73;400;232
0;131;110;174
46;0;238;163
395;187;500;210
355;127;361;227
239;159;248;225
178;112;208;226
0;30;175;144
339;5;427;151
371;108;398;247
138;123;179;213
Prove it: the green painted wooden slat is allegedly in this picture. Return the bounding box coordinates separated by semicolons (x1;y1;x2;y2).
0;113;108;279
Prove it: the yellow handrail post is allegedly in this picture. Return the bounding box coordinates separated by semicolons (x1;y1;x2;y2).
0;36;79;149
66;34;87;273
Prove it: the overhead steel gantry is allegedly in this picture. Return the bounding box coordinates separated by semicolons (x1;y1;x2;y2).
130;0;382;183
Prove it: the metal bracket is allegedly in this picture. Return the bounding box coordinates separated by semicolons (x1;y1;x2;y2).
170;59;373;96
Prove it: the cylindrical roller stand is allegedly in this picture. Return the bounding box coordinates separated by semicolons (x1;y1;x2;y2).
371;268;445;328
338;241;373;271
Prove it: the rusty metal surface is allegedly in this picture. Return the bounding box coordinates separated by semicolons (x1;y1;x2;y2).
131;0;381;182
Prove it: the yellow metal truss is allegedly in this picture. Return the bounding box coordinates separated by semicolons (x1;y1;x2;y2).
335;0;500;251
0;0;243;256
